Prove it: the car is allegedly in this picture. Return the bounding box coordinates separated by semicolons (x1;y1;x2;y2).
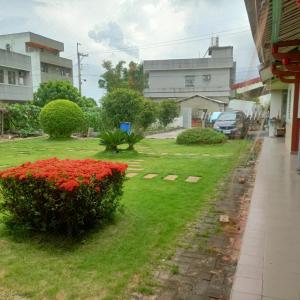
213;110;249;138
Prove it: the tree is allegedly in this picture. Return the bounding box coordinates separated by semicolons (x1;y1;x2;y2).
99;60;147;93
101;88;144;128
79;96;98;108
138;100;158;130
33;80;81;107
158;100;179;127
33;80;97;108
125;62;148;93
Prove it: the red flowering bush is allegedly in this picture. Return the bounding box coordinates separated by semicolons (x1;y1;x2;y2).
0;158;127;235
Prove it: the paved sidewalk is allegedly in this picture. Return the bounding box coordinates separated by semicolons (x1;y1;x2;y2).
146;129;185;139
231;138;300;300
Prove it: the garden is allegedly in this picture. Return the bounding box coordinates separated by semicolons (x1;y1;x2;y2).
0;80;251;299
0;136;250;299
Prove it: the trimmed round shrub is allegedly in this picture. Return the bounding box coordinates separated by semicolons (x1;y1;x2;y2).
0;158;128;235
176;128;227;145
39;99;84;138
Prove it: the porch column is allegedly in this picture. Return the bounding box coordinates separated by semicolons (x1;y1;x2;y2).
291;79;300;153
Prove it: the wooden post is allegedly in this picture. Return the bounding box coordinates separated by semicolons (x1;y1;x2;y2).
291;79;300;153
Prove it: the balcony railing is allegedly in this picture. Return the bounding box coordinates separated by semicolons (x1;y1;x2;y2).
0;84;33;101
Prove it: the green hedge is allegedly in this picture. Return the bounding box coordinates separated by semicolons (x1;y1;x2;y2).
176;128;227;145
39;99;84;138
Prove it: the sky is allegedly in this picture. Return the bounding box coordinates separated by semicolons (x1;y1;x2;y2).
0;0;260;101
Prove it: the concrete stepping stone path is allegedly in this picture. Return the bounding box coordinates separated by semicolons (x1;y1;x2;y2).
127;168;144;171
164;175;178;181
185;176;201;183
126;173;138;178
144;173;158;179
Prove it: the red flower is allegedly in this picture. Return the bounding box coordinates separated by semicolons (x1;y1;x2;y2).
0;158;128;192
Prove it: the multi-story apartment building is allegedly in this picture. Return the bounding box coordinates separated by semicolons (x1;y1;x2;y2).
0;32;73;102
143;44;236;103
0;48;33;103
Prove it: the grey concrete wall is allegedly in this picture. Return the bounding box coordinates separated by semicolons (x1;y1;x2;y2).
179;97;225;114
144;47;235;101
0;84;33;102
0;49;31;71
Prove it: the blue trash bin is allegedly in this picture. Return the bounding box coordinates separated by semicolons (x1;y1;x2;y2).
120;122;131;134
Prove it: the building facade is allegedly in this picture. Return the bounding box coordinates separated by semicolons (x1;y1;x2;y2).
0;32;73;102
0;48;33;103
244;0;300;153
143;45;236;103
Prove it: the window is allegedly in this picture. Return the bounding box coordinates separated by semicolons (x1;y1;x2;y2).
8;71;16;85
202;74;211;81
0;69;4;83
41;63;48;73
185;75;195;87
18;71;25;85
60;67;66;76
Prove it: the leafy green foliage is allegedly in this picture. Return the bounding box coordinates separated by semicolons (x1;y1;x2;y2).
33;80;97;108
5;104;41;137
138;100;158;130
101;88;144;128
39;99;84;138
99;130;144;152
125;132;144;150
99;129;127;152
81;107;105;134
158;100;179;127
80;96;98;108
99;60;148;93
176;128;227;145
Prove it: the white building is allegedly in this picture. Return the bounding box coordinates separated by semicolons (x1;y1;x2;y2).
0;32;73;102
143;44;236;103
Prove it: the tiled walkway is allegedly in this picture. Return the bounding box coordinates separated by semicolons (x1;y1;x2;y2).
231;138;300;300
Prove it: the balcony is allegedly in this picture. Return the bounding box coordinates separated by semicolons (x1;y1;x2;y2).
0;84;33;102
40;52;72;69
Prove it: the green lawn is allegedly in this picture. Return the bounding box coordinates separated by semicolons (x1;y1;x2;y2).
0;137;250;299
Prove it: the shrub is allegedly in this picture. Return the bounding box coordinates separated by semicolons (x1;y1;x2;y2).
138;100;158;130
125;132;144;150
99;129;126;152
0;158;127;235
39;99;84;138
101;88;144;128
176;128;227;145
5;104;41;137
158;100;179;127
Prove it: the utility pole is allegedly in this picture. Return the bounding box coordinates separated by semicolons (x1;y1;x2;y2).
76;42;88;95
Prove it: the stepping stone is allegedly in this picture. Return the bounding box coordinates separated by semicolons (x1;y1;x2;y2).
185;176;201;183
164;175;178;181
127;168;144;171
144;173;158;179
126;173;138;178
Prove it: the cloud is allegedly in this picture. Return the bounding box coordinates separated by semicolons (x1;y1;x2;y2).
88;22;139;58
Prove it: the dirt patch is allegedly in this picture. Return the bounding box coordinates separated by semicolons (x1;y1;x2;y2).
131;139;262;300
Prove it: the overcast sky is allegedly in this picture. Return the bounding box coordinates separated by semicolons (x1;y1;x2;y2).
0;0;259;101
